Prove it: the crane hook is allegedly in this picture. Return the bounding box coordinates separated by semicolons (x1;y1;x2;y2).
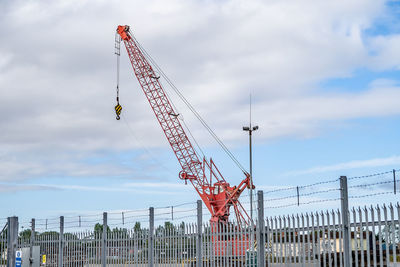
115;97;122;120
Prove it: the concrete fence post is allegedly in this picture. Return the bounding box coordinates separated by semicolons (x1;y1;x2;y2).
257;190;265;267
196;200;203;267
7;216;18;267
340;176;350;267
149;207;154;267
101;212;107;267
58;216;64;267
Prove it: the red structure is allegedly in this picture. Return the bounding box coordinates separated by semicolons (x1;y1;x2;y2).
116;25;253;227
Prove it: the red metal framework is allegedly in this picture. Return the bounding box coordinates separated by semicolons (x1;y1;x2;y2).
116;25;253;226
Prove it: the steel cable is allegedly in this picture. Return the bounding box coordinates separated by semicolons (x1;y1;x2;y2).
131;34;247;174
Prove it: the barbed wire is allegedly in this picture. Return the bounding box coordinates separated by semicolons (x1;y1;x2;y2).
261;169;399;211
107;217;126;222
264;197;340;209
263;178;339;195
348;169;398;180
300;188;340;197
173;201;197;208
27;201;197;223
123;214;148;220
263;188;339;202
36;222;59;226
8;168;399;230
35;226;59;231
262;186;297;195
108;208;150;215
174;215;197;220
169;208;197;214
299;179;340;189
348;179;398;189
35;209;199;231
349;191;395;199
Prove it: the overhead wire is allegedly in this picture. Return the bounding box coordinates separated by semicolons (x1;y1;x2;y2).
131;34;247;174
159;78;206;160
121;114;176;176
118;34;206;164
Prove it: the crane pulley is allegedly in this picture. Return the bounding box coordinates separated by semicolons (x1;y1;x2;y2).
114;25;254;227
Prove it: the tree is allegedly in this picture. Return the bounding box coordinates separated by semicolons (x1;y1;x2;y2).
134;222;141;233
111;227;129;239
64;233;78;240
38;231;59;238
19;229;32;239
179;221;185;233
94;223;110;235
164;221;175;232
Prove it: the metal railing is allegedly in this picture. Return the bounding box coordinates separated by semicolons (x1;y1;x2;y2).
4;175;400;267
261;204;400;266
0;222;6;267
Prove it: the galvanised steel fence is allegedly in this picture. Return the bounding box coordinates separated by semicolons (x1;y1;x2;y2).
3;176;400;267
0;223;6;267
261;203;400;267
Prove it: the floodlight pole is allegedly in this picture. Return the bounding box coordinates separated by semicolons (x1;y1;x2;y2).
243;94;258;250
243;125;258;225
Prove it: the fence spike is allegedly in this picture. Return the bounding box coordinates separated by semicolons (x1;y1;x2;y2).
363;205;368;214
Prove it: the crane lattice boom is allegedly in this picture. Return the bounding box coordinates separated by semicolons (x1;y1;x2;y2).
116;25;253;226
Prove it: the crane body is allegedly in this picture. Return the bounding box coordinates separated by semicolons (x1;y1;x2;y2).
115;25;253;227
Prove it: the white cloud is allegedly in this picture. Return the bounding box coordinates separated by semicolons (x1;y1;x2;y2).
287;155;400;175
0;0;398;182
368;34;400;70
0;181;189;194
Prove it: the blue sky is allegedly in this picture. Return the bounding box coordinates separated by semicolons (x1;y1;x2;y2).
0;0;400;230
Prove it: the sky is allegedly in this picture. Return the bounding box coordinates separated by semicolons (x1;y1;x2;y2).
0;0;400;231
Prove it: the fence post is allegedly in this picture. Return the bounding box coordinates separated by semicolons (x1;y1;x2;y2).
257;190;265;267
58;216;64;267
7;216;18;267
101;212;107;267
340;176;350;267
30;219;35;267
196;200;203;267
149;207;154;267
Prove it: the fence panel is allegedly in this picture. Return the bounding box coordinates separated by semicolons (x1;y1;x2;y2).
0;221;6;267
4;203;400;266
262;203;400;267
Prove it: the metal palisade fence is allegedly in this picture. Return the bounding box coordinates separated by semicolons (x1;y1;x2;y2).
2;174;400;267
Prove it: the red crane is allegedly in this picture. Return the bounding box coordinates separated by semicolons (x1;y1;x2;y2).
115;25;253;227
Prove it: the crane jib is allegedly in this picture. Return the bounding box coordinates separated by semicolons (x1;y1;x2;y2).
116;25;252;227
